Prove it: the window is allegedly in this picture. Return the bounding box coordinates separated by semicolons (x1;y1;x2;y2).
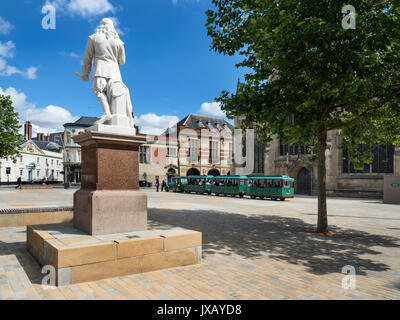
280;141;311;156
20;169;23;176
139;146;151;164
20;156;23;163
51;159;54;166
188;139;199;163
343;145;394;174
37;170;40;177
37;157;40;164
66;132;72;145
209;140;219;164
167;148;177;157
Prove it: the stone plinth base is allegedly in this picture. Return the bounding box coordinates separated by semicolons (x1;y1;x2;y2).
87;124;135;136
74;190;147;235
27;224;202;286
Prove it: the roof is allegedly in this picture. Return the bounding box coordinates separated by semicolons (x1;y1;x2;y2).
64;116;99;127
249;175;295;181
186;175;214;179
163;114;234;136
34;141;62;152
214;175;248;179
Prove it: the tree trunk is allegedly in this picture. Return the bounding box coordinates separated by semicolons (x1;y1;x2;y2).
317;129;328;233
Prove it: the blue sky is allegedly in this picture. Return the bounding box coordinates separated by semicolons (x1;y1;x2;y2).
0;0;246;135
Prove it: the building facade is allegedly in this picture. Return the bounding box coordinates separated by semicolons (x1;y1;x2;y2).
138;134;179;186
163;114;234;177
233;110;400;198
63;117;99;184
0;122;63;184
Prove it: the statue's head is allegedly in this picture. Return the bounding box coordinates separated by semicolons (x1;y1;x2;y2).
96;18;119;40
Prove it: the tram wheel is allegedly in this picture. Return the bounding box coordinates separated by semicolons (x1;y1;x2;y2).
280;197;286;201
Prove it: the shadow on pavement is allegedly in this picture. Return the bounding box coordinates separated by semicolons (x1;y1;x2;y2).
149;208;400;276
0;239;43;285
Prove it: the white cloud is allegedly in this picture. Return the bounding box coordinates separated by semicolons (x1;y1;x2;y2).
0;87;78;135
59;51;81;59
171;0;200;6
0;41;38;79
135;113;179;135
24;67;38;80
199;102;226;117
0;40;15;58
47;0;116;18
0;17;14;35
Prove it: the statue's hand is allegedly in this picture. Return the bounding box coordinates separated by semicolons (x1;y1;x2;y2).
75;72;89;82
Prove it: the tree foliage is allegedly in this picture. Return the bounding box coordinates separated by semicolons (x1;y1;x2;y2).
207;0;399;161
206;0;400;232
0;94;23;160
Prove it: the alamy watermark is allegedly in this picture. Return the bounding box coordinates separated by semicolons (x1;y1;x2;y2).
342;5;356;30
42;265;56;290
42;4;56;30
341;265;357;290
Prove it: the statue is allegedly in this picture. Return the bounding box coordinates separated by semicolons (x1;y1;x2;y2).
76;18;135;132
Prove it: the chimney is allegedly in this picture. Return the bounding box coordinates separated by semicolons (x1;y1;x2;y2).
24;121;32;140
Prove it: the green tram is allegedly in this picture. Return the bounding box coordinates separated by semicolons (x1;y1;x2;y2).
247;175;295;200
183;176;214;194
166;176;187;192
211;176;248;197
167;175;295;201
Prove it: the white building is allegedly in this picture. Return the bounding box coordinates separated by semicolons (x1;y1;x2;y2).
0;140;64;184
63;117;99;184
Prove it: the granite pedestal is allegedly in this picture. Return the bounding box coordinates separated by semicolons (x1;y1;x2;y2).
72;131;148;235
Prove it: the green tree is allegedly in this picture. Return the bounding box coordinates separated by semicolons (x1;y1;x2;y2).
0;94;23;160
206;1;400;233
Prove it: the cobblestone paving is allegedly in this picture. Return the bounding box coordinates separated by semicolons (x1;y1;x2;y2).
0;189;399;300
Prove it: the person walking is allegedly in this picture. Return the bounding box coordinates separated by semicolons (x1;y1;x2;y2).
161;179;167;192
156;180;160;192
15;177;22;189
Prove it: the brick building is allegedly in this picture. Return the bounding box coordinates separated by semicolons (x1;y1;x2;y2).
163;114;234;177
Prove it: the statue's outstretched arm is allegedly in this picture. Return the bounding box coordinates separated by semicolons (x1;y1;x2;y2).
81;37;94;81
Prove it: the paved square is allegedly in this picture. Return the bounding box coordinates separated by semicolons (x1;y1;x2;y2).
0;189;399;299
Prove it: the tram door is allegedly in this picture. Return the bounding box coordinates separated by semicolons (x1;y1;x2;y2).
297;167;311;195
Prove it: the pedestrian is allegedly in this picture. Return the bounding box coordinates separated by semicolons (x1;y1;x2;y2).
156;180;160;192
15;177;22;189
161;179;167;192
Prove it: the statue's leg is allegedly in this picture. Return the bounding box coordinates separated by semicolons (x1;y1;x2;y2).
96;92;112;119
93;77;112;125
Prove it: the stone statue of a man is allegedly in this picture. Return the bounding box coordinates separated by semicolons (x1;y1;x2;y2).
76;18;135;130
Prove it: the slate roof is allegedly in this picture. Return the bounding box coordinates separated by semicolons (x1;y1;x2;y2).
64;116;99;127
163;114;233;136
33;141;62;152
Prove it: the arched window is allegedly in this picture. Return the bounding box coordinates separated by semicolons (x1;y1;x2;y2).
187;168;200;176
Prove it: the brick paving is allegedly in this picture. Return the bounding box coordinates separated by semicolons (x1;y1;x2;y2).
0;189;399;299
